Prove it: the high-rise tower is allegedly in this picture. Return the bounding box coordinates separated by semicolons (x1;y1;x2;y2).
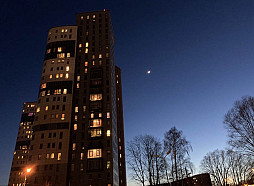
8;10;126;186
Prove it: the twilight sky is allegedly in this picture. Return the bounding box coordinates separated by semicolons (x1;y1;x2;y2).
1;0;254;185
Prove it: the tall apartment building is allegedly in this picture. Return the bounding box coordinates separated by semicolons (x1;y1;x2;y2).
8;10;126;186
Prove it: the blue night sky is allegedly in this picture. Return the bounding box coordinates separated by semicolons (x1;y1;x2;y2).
1;0;254;185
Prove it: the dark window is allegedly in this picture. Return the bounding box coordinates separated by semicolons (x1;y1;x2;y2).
53;132;56;137
47;143;50;148
48;133;52;138
52;143;55;148
41;133;44;139
46;98;49;102
39;144;43;149
60;132;63;139
63;97;66;102
58;142;62;149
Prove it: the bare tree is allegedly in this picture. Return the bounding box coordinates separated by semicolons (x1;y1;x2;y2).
224;96;254;156
127;135;165;186
201;149;254;186
164;126;193;181
126;136;146;186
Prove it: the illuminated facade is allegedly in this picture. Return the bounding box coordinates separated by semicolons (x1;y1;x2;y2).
8;10;126;186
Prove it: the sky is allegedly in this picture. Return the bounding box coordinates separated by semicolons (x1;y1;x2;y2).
1;0;254;185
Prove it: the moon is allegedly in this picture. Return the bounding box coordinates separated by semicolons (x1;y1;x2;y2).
147;70;151;74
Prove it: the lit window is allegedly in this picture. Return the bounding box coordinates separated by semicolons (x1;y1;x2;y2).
85;48;88;53
75;107;78;113
46;153;50;159
67;53;70;58
41;83;46;89
77;76;80;81
57;53;65;58
85;68;87;73
85;62;88;66
54;89;61;94
58;47;62;52
83;106;86;111
107;161;110;169
66;66;70;71
92;55;95;59
107;130;111;137
106;53;109;57
89;128;102;137
41;91;45;96
56;74;59;78
75;115;78;121
45;106;48;111
120;154;122;158
93;15;96;18
91;113;94;118
52;60;55;64
90;94;102;101
55;114;59;118
74;124;77;130
47;49;51;54
36;107;40;113
57;153;62;160
65;73;69;79
65;29;68;32
77;83;79;88
107;112;110;118
87;15;89;19
99;54;102;58
93;61;95;66
60;74;63;78
61;29;64;33
99;113;102;117
119;146;121;150
61;114;65;120
85;42;89;47
72;143;76;150
79;44;82;48
81;16;84;20
51;153;55;159
81;153;84;160
63;89;67;94
50;75;53;79
80;163;84;171
99;60;102;65
89;119;102;127
87;149;102;159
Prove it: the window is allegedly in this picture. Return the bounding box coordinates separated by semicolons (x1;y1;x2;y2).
99;113;102;117
77;83;80;88
83;106;86;112
63;89;67;94
66;66;70;71
107;161;110;169
38;154;42;160
79;44;82;48
41;83;46;89
75;107;78;113
74;124;77;130
50;75;53;79
57;53;65;58
57;153;62;160
61;114;65;120
36;107;40;112
80;153;84;160
45;106;48;111
89;128;102;137
107;130;111;137
58;47;62;52
87;149;102;159
85;62;88;66
85;68;88;73
72;143;76;150
90;94;102;101
89;119;102;127
107;112;110;118
50;153;54;159
65;73;69;79
85;48;88;53
91;113;94;118
56;74;59;78
77;76;80;81
46;153;50;159
99;54;102;58
85;42;89;47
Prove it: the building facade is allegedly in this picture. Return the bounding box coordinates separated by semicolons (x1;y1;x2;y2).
8;10;126;186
